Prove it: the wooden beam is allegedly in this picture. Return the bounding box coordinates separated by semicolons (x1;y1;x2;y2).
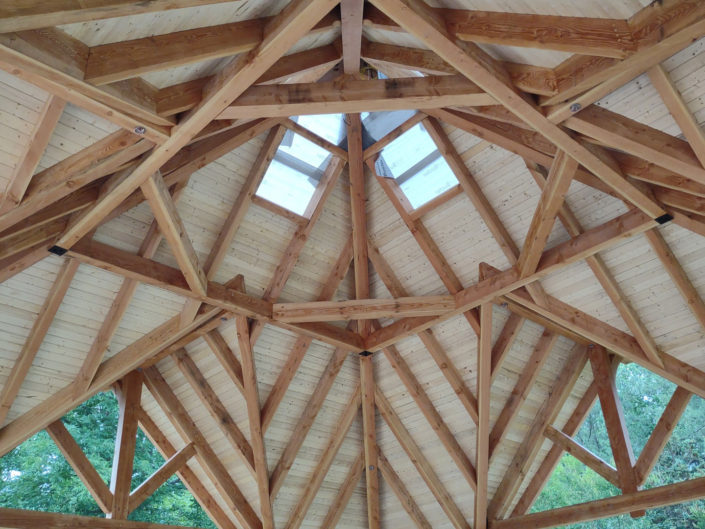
341;0;364;73
109;371;143;519
269;346;348;498
0;130;149;234
74;179;189;394
502;282;705;401
0;257;79;426
370;0;666;219
273;295;456;322
544;4;705;118
378;449;432;529
235;316;273;529
283;386;361;529
319;451;365;529
155;43;343;116
649;64;705;170
173;350;255;476
136;408;238;529
84;13;340;85
0;302;226;458
0;33;170;144
634;386;692;485
46;420;114;513
489;330;557;458
565;106;705;186
128;443;196;514
488;345;588;519
381;339;477;491
517;150;578;277
143;366;262;529
54;0;339;250
0;508;212;529
491;475;705;529
475;303;492;529
0;95;65;213
66;238;364;351
366;208;658;351
442;9;636;58
0;1;236;32
141;172;207;295
218;75;495;119
544;425;620;487
525;160;665;368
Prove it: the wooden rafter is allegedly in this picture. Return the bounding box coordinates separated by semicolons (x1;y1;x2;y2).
375;387;471;529
380;337;477;491
173;350;255;477
143;366;262;529
378;448;432;529
0;95;65;214
319;451;365;529
136;408;237;529
367;239;479;423
283;386;361;529
488;344;589;519
0;257;79;426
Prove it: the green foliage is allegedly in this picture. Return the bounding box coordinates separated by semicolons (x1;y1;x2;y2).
532;362;705;528
0;392;215;528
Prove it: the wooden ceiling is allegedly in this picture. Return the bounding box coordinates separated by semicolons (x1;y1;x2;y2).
1;1;705;529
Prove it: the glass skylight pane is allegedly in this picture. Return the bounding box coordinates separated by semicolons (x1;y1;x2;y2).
380;122;437;177
278;132;331;172
362;110;416;142
256;160;317;216
399;157;457;209
296;114;345;145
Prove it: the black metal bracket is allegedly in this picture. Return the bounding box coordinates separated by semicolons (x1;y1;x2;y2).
48;245;68;256
655;213;674;225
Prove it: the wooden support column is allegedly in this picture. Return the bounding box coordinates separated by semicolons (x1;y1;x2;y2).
235;315;273;529
46;420;114;514
360;353;380;529
475;302;492;529
109;371;143;519
589;345;643;517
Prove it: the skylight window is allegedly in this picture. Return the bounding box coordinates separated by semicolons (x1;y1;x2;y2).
256;128;333;216
375;121;458;209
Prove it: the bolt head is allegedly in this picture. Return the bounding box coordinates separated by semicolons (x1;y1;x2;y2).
369;465;375;471
134;125;146;135
569;103;582;113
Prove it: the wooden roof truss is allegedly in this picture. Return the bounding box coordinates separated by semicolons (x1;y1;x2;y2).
1;1;705;528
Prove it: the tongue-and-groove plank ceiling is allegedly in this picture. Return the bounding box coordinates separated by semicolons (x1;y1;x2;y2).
1;1;705;529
